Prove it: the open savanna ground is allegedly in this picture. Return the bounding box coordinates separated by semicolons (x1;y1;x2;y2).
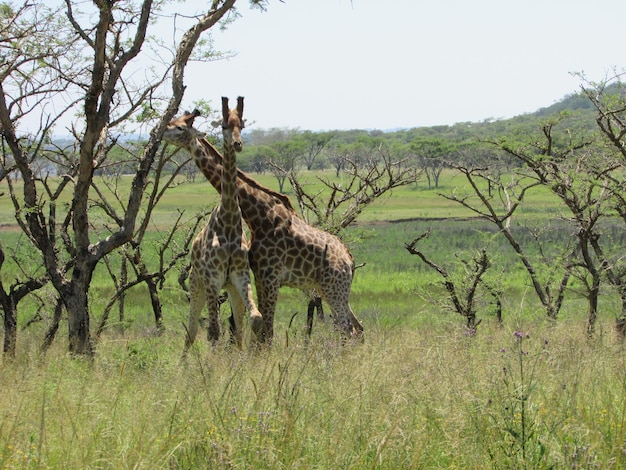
1;169;626;468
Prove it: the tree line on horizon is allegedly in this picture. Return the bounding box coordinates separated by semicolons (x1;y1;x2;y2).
76;85;618;195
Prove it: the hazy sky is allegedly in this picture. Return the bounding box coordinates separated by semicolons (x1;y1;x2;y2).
180;0;626;131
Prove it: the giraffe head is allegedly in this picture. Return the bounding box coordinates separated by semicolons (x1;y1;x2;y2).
163;109;205;148
220;96;245;152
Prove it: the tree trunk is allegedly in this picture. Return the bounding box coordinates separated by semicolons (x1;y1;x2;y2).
119;256;127;332
146;276;164;332
65;270;94;356
616;292;626;336
587;281;599;337
2;296;17;358
425;170;432;189
66;295;93;355
41;298;64;354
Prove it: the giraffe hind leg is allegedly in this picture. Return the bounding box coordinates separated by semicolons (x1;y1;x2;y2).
305;295;325;343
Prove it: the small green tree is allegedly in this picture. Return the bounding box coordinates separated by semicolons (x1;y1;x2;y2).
268;140;306;193
410;137;454;189
300;130;334;170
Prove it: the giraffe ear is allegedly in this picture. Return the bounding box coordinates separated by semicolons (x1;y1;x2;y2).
181;109;201;127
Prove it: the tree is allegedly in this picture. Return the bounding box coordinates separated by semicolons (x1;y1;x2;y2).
495;117;612;335
0;241;47;357
581;73;626;334
268;139;306;193
245;144;272;174
405;232;499;334
93;143;206;338
327;142;351;177
439;109;626;336
440;163;572;322
0;1;267;356
410;137;453;189
300;130;334;170
289;141;421;233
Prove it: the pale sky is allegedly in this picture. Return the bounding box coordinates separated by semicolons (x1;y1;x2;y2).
181;0;626;131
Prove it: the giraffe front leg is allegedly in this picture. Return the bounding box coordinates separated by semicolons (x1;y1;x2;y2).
183;269;204;359
205;288;221;345
230;269;263;346
256;276;279;345
224;284;245;349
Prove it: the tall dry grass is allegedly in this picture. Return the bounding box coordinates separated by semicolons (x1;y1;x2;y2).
1;315;625;469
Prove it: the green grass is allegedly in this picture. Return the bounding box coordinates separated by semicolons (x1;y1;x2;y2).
2;168;626;467
0;169;564;227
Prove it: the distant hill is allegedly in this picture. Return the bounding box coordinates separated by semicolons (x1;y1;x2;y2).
533;92;595;117
533;83;624;118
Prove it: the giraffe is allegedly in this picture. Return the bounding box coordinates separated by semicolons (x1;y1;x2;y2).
166;109;364;344
163;97;262;354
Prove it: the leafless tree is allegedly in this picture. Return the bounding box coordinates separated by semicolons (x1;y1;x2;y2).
441;112;626;335
405;231;500;334
496;118;612;335
289;142;421;233
440;162;573;322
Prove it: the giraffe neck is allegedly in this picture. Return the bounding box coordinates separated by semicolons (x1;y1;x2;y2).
194;138;298;233
220;128;238;214
191;140;222;189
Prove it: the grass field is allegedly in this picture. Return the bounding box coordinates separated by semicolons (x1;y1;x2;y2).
1;170;626;468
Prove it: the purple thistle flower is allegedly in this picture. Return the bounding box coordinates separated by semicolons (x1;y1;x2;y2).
513;331;523;339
